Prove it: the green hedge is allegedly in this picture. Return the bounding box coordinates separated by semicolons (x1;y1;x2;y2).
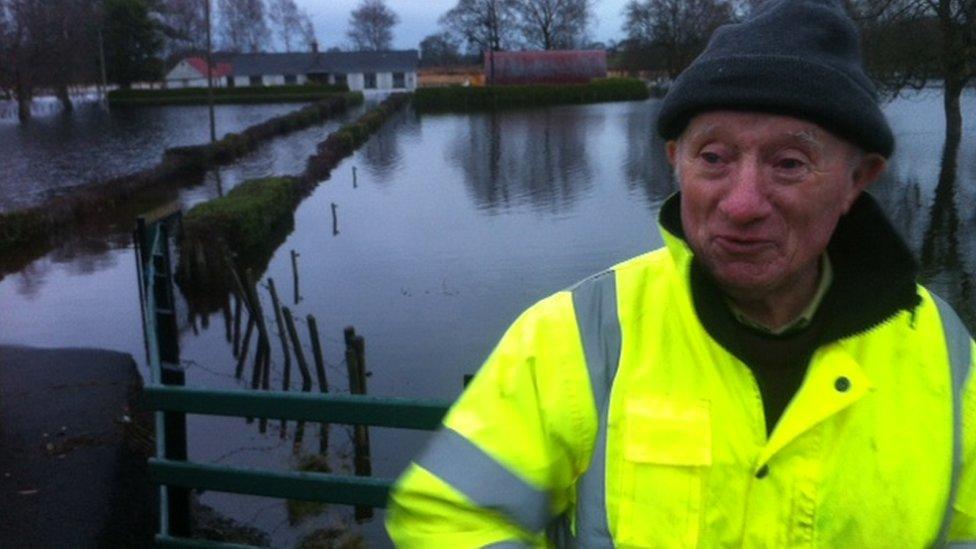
183;177;299;261
304;93;412;181
414;78;650;112
108;84;350;106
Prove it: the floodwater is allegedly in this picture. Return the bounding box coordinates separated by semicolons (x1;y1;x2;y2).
1;90;975;546
0;102;306;212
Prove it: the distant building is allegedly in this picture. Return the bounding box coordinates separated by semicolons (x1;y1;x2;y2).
164;57;233;88
484;50;607;85
164;48;419;92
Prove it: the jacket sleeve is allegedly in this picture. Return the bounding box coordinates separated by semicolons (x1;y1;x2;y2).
948;340;976;543
386;291;598;548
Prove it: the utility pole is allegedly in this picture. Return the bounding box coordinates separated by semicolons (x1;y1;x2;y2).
205;0;217;144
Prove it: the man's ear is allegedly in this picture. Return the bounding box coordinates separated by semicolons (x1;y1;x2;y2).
845;153;886;211
666;140;678;167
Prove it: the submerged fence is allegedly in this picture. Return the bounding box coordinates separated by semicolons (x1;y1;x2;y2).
135;214;452;547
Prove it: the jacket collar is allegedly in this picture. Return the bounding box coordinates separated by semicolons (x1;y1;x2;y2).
657;191;920;343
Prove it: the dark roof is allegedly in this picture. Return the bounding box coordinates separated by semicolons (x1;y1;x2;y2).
231;53;317;77
231;50;418;76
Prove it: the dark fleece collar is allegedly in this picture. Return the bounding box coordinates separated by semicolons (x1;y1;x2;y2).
659;192;920;359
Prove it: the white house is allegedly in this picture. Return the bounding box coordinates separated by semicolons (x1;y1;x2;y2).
166;47;419;92
229;49;419;92
164;57;233;88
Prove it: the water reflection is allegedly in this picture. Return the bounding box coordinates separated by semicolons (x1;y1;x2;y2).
447;107;596;214
359;110;420;183
623;101;676;205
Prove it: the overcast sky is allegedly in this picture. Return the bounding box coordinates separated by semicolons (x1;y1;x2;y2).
293;0;629;51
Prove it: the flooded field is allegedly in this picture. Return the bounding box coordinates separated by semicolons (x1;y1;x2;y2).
1;90;975;545
0;102;310;212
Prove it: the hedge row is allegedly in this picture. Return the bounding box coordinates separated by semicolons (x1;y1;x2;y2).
182;177;298;261
0;93;363;257
305;92;412;179
413;78;650;112
162;92;363;173
178;93;413;309
108;84;349;106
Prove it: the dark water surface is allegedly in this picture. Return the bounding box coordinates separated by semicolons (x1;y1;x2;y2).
0;102;304;212
1;91;975;545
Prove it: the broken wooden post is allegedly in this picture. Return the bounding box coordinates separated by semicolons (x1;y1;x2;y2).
307;314;330;453
235;316;255;379
331;202;339;236
344;326;372;520
290;250;300;305
232;293;242;358
267;278;292;437
283;306;313;448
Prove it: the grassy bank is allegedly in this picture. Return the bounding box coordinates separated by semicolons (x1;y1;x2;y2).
183;177;298;261
0;92;363;259
108;84;350;107
413;78;649;112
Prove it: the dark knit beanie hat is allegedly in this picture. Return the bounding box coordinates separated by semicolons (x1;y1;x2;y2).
656;0;894;157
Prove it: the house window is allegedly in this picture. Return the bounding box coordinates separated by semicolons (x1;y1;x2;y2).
364;72;376;89
249;75;263;86
226;76;235;88
393;72;405;88
334;73;347;87
284;74;297;85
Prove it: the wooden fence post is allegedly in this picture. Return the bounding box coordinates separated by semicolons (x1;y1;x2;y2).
307;315;330;453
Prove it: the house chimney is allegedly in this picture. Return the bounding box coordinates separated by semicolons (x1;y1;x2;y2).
311;40;319;54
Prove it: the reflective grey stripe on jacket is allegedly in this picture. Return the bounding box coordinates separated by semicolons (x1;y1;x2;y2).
932;294;974;547
547;270;621;548
414;426;551;534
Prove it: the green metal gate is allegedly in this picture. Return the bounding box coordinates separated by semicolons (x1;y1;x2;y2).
134;214;451;548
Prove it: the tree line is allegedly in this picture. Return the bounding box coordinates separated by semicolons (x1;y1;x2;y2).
0;0;405;121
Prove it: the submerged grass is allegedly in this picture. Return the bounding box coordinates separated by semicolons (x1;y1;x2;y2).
413;77;650;112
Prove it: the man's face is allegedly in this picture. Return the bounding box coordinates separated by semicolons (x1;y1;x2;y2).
668;111;883;298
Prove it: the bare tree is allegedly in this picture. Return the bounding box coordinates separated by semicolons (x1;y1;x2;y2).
852;0;976;271
419;31;462;66
159;0;207;55
218;0;270;53
298;10;316;50
623;0;733;77
346;0;399;51
440;0;519;54
0;0;99;118
268;0;302;52
515;0;595;50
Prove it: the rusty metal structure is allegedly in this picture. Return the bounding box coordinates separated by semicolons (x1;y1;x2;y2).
484;50;607;86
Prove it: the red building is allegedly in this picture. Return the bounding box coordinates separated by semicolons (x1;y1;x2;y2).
484;50;607;85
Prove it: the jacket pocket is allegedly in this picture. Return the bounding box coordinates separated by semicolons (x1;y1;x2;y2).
615;398;711;548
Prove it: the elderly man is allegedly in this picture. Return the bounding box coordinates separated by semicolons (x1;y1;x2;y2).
386;0;976;546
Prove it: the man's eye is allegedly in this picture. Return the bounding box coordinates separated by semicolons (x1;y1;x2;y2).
777;158;806;170
700;151;722;164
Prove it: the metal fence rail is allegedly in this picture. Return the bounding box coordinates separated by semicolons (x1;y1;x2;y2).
143;386;448;429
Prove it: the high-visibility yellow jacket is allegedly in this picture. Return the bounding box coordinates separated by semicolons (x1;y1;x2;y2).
387;214;976;548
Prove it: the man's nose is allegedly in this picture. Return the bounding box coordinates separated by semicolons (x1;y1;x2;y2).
718;160;772;225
